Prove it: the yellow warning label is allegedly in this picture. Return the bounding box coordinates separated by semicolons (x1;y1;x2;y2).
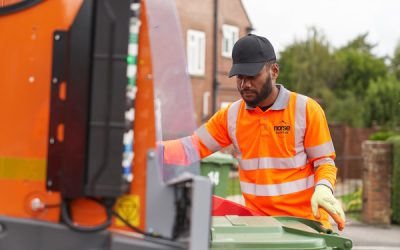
115;195;140;227
0;157;46;180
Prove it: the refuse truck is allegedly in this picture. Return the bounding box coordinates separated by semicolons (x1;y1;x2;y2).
0;0;352;249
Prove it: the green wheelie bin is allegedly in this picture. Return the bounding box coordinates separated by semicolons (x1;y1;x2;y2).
211;215;352;250
201;152;237;197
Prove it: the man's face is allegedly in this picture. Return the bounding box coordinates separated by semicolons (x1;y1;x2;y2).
236;64;273;107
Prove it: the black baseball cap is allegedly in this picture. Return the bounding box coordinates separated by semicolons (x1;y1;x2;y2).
229;34;276;78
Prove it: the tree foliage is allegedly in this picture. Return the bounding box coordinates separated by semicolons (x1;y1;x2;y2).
278;29;398;128
278;27;343;98
334;33;388;97
391;41;400;80
364;75;400;128
320;89;365;127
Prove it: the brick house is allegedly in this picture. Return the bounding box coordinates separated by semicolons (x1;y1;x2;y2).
175;0;252;125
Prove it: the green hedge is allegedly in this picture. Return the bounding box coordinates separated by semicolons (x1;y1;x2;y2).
369;131;398;141
387;135;400;224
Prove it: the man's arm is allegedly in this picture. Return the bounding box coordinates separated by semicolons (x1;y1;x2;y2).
162;105;232;166
304;98;345;230
304;98;337;190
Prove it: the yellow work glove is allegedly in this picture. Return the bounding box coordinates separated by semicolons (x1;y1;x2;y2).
311;185;346;231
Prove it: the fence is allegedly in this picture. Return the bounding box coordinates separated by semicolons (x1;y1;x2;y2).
330;124;379;216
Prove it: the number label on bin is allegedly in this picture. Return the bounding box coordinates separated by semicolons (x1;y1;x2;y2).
208;171;220;186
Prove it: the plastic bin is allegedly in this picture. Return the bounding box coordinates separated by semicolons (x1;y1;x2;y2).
211;215;353;250
200;152;236;197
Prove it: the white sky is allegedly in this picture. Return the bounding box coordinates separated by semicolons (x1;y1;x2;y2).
241;0;400;58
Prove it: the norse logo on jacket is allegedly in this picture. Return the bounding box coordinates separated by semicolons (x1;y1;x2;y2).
274;120;290;135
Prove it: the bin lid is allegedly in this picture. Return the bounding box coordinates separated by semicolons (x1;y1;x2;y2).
201;152;237;165
211;216;352;250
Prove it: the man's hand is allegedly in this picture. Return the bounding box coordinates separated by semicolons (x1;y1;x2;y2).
311;185;346;231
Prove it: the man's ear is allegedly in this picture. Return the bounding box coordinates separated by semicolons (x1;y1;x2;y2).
271;63;279;79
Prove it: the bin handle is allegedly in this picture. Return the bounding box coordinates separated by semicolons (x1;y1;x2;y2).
273;216;333;234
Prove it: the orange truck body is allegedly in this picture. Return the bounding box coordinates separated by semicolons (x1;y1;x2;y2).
0;0;154;231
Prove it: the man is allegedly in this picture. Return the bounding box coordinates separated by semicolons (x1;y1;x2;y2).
163;34;345;230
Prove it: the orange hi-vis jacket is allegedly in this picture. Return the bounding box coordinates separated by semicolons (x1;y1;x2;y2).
163;85;337;227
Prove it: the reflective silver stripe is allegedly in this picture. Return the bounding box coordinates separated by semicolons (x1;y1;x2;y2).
294;94;308;155
195;125;222;152
239;152;307;170
306;141;335;159
240;175;315;196
313;157;335;168
316;179;333;192
227;100;242;156
181;136;200;164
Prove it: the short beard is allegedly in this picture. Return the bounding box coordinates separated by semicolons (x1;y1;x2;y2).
241;72;273;107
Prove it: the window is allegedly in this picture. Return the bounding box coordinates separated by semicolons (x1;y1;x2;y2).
222;24;239;58
187;29;205;76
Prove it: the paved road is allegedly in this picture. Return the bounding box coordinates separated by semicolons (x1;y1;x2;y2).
338;219;400;250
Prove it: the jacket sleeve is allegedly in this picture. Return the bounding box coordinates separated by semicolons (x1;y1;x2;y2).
304;98;337;191
162;105;232;166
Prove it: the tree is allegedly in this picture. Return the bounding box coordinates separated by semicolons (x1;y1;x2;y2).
324;33;389;127
364;75;400;128
340;33;375;54
334;33;388;98
320;89;365;127
391;41;400;80
278;27;343;99
278;30;393;128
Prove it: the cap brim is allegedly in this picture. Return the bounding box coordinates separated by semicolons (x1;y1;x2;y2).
228;62;265;78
